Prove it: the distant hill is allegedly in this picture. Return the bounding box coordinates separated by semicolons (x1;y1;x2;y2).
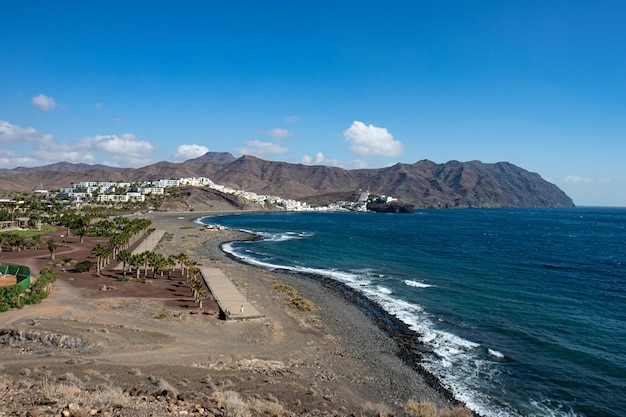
0;152;575;208
0;162;124;175
183;151;236;164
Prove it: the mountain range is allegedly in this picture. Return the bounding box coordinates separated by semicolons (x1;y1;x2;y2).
0;152;575;208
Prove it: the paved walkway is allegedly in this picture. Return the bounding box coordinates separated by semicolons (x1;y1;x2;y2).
199;266;264;321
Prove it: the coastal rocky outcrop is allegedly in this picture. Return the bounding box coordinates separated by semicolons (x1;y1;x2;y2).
367;200;416;213
0;152;575;208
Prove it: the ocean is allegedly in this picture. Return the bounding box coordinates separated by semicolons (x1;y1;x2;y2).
198;208;626;417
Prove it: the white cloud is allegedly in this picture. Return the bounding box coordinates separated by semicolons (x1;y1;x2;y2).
34;144;96;165
283;115;301;124
343;121;404;157
268;128;292;138
237;140;288;156
301;152;326;165
301;152;367;169
0;120;53;143
173;144;209;161
89;133;154;165
0;120;96;168
0;120;155;168
0;151;38;168
32;94;57;112
564;176;593;184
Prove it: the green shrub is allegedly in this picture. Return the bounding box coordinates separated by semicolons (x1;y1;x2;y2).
74;261;93;273
1;268;58;312
0;285;26;311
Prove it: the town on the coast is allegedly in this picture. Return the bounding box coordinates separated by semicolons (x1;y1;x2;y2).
26;176;402;212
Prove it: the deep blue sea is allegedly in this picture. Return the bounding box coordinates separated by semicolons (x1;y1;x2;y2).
198;208;626;417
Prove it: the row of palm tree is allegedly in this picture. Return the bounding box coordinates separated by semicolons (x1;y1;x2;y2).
0;232;27;252
188;274;208;308
114;250;199;281
0;233;50;254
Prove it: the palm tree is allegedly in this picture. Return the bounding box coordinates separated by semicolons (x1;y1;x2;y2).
109;234;124;258
90;244;108;275
116;249;131;275
46;238;58;260
30;234;42;250
74;217;89;243
196;287;207;309
129;253;144;279
113;216;130;230
149;253;166;277
102;246;113;270
13;234;26;252
141;251;151;277
177;253;190;275
165;255;177;278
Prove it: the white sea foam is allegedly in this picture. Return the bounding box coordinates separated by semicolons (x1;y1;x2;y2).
488;348;505;359
376;286;392;295
404;280;433;288
528;399;583;417
256;231;304;242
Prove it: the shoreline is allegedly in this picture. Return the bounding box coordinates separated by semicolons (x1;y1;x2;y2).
196;213;465;410
152;210;461;410
224;249;459;405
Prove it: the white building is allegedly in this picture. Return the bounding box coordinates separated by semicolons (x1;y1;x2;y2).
139;187;165;195
156;179;180;188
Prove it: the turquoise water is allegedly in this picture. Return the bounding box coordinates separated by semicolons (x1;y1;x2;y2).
199;208;626;417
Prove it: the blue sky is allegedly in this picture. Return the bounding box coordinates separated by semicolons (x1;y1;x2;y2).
1;1;625;206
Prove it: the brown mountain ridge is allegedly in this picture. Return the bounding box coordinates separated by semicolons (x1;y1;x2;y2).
0;152;574;208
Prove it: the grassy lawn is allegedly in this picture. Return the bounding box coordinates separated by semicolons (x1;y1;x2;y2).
0;225;57;237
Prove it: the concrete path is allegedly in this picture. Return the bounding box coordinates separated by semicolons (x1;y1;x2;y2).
199;266;264;321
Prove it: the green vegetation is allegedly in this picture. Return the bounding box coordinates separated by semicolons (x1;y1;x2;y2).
0;225;56;238
0;268;57;312
74;261;93;273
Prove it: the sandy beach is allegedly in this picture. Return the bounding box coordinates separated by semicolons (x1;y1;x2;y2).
0;211;462;416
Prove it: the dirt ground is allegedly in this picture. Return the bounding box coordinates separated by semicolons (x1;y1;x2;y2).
0;212;454;417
